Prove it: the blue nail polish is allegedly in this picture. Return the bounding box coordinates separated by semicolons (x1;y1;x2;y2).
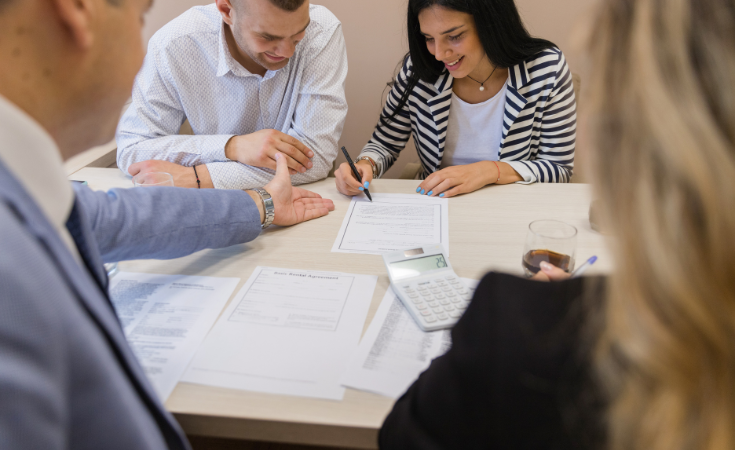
364;181;370;189
439;193;445;197
359;187;364;191
427;191;433;196
421;189;425;195
416;187;421;193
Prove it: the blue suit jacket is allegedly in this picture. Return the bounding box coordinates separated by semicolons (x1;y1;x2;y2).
0;159;262;449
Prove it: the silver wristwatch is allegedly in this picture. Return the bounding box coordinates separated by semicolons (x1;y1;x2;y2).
252;188;275;229
355;156;378;179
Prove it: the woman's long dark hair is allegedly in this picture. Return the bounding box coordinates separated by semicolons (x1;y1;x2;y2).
384;0;555;124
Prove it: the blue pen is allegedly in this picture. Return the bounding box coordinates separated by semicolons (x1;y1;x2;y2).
571;256;598;278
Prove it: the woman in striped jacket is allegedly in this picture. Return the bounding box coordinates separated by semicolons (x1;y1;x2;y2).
336;0;577;198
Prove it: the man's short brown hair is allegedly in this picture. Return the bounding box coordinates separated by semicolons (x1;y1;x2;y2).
268;0;306;12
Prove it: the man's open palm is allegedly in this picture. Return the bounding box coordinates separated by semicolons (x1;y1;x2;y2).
264;153;335;226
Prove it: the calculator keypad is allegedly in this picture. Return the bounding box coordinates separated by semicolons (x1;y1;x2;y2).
400;278;472;329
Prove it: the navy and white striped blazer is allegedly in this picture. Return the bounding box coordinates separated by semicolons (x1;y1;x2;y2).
360;48;577;183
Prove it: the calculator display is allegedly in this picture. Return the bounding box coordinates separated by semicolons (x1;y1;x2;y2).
389;254;448;279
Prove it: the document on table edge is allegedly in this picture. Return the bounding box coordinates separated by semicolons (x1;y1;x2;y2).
182;266;378;401
339;278;478;399
109;271;240;401
331;193;450;256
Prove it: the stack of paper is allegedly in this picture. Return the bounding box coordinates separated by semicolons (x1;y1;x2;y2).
112;193;459;402
110;272;239;401
332;194;449;255
182;267;378;400
340;279;478;399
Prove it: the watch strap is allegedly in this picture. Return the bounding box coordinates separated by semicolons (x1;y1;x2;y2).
252;188;275;229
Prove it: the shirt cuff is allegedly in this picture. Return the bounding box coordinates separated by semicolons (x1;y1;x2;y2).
200;135;236;162
206;161;275;190
505;161;535;185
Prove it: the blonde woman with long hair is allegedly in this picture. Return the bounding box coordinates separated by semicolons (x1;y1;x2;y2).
589;0;735;448
379;0;735;448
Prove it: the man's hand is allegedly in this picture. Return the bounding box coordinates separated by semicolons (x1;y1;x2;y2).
262;153;335;226
128;160;213;188
335;160;373;196
226;130;314;176
531;262;572;282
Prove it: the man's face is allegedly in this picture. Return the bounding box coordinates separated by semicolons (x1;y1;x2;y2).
229;0;310;71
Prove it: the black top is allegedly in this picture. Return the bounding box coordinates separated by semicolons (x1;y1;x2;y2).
379;272;607;449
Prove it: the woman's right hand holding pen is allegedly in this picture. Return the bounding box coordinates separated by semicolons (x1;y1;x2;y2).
336;160;374;196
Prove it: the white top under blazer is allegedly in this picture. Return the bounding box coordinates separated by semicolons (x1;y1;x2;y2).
440;80;509;169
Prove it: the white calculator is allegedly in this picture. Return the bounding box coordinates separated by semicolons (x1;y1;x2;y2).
382;245;472;331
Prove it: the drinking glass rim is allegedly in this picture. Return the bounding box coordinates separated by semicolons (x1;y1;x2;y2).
528;219;578;239
133;172;174;186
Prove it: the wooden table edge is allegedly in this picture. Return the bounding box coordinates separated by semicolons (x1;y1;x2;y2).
175;412;380;449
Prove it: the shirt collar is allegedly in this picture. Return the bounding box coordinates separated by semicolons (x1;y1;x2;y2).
434;71;453;93
216;21;233;77
0;95;75;241
508;59;532;91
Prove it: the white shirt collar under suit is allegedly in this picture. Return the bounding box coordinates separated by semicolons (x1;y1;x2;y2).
0;95;80;259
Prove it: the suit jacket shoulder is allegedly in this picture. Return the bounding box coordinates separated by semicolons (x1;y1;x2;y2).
380;272;607;450
0;164;189;450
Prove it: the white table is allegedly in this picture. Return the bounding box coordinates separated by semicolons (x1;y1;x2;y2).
70;168;611;448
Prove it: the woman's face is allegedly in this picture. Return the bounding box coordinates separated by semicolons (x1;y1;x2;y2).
418;6;486;78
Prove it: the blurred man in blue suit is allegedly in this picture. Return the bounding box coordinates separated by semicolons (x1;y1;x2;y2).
0;0;335;448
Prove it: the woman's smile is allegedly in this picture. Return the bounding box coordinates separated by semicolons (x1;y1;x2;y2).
444;56;464;71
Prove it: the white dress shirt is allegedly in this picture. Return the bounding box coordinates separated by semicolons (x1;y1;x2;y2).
440;80;509;170
116;4;348;190
0;95;80;261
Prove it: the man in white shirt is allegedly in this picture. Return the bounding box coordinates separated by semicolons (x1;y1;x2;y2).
116;0;349;190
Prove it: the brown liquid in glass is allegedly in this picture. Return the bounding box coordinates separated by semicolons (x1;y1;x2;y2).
522;249;572;275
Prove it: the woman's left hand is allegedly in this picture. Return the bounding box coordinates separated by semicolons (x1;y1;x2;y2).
531;262;572;282
417;161;497;198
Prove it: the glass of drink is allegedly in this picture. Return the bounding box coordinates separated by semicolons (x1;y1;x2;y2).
133;172;174;187
522;220;578;277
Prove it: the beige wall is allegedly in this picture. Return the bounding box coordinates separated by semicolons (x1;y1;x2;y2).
142;0;594;179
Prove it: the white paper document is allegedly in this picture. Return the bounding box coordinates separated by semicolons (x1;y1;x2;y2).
332;194;449;255
109;272;239;401
339;278;478;399
182;267;378;400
